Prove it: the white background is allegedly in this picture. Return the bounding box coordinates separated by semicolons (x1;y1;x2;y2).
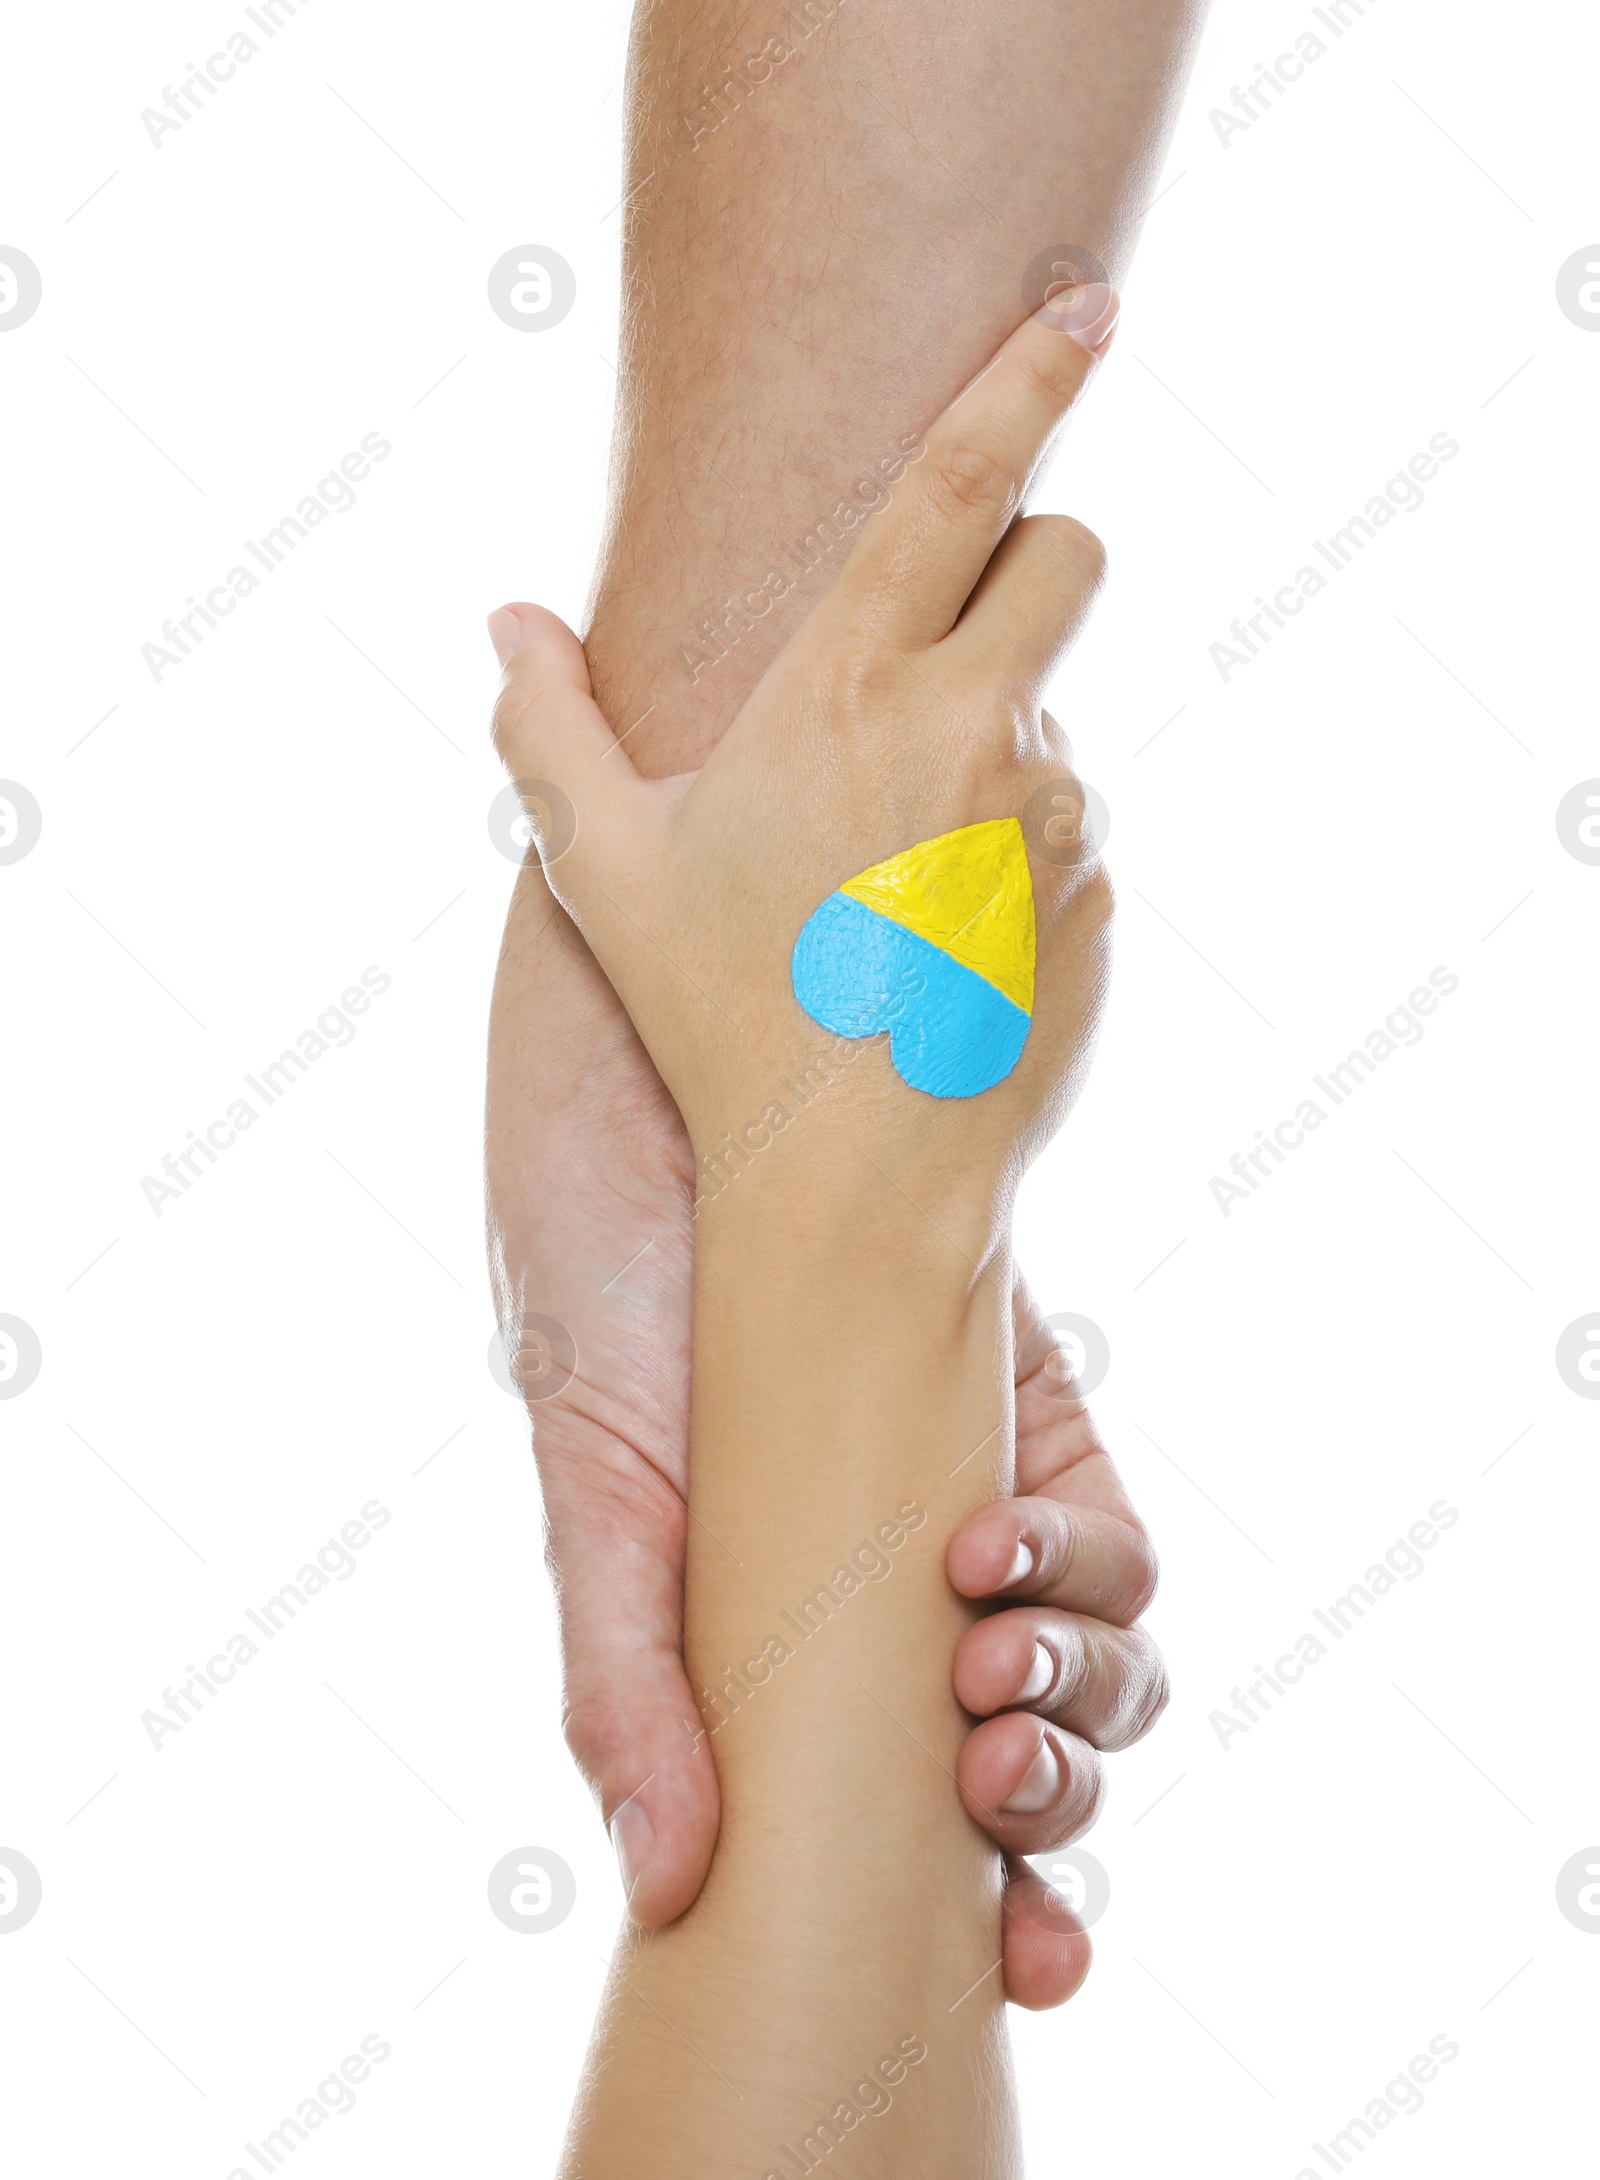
2;0;1596;2173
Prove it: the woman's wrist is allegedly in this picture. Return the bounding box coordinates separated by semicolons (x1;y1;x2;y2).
688;1075;1016;1289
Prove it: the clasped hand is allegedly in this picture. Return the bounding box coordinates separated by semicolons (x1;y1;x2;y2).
485;301;1168;2005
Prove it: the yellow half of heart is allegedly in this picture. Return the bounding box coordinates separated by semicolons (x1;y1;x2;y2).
838;816;1036;1016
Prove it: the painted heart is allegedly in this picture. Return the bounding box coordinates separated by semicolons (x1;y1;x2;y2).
790;819;1036;1099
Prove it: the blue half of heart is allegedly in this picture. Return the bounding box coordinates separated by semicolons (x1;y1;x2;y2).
791;891;1030;1099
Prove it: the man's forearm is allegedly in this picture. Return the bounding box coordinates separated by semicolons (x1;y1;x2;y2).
563;1148;1018;2176
587;0;1205;769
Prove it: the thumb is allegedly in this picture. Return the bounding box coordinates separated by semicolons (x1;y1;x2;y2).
566;1637;724;1930
536;1432;722;1926
487;602;652;899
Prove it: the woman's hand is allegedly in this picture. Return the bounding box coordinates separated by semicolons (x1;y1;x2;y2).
489;306;1115;1240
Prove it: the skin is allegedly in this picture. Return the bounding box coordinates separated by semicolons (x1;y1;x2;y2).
492;303;1140;2177
485;0;1202;2001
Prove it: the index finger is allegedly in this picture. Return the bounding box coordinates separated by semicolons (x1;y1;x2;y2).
830;284;1119;653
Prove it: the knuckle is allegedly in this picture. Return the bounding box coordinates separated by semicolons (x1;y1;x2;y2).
1117;1522;1160;1621
1015;341;1086;410
1046;1507;1082;1588
1038;707;1074;767
559;1692;616;1787
1067;862;1116;948
824;634;904;718
1101;1628;1170;1749
1133;1658;1173;1742
942;670;1026;758
1042;514;1108;592
927;437;1017;521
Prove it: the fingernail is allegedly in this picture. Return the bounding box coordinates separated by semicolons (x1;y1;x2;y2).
1017;1641;1054;1704
1002;1737;1062;1815
1040;282;1120;354
487;605;527;667
610;1799;655;1904
1004;1539;1034;1588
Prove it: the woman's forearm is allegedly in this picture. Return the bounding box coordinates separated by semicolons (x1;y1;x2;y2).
563;1140;1019;2176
